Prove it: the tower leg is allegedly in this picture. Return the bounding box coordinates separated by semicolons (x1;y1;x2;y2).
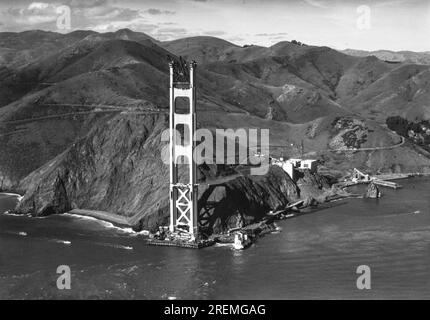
169;60;199;242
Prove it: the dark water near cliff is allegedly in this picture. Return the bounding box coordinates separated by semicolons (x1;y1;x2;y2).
1;178;430;299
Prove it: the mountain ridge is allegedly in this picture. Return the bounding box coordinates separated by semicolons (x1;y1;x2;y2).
341;48;430;65
1;29;430;231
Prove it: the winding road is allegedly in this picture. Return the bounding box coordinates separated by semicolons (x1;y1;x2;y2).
323;135;405;153
0;105;168;138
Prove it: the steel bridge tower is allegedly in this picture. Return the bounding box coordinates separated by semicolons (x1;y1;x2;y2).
168;59;198;241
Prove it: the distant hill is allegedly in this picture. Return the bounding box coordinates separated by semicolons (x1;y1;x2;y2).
342;48;430;65
0;28;158;69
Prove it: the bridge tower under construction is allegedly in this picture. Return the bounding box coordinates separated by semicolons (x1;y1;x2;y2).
168;59;199;241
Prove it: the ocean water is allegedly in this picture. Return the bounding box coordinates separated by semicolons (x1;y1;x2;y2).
1;178;429;299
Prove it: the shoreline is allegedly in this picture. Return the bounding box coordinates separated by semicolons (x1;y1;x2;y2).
67;209;132;228
1;175;425;245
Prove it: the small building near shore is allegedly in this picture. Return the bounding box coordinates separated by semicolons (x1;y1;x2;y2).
272;157;318;180
298;159;318;172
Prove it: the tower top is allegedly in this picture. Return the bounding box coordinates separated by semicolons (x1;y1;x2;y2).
169;57;196;84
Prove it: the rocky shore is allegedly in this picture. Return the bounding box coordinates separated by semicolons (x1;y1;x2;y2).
8;165;354;246
10;164;344;234
2;163;414;250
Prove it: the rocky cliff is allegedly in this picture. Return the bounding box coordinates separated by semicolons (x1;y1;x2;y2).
13;112;331;233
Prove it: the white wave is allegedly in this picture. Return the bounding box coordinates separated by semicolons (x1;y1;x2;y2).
327;198;343;203
214;242;233;247
91;242;133;250
379;210;423;218
2;211;24;217
399;210;422;216
0;193;24;201
283;213;295;219
2;230;28;236
51;239;72;245
62;213;148;236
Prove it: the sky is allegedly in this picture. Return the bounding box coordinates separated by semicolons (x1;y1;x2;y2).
0;0;429;51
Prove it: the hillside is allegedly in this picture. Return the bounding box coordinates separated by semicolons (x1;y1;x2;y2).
162;36;241;64
14;113;306;232
0;28;158;69
342;64;430;122
1;30;430;231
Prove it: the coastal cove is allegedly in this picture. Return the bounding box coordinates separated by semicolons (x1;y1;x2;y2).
1;177;429;299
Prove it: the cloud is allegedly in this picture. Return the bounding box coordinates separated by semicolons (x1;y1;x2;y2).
301;0;329;9
255;32;289;37
91;20;158;33
156;27;188;35
0;1;149;32
204;30;226;36
74;6;140;21
152;27;191;41
4;2;60;26
72;7;153;32
66;0;108;8
0;0;183;37
145;8;175;15
28;2;50;10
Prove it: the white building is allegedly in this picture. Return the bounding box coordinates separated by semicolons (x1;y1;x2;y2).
272;158;318;180
299;159;318;172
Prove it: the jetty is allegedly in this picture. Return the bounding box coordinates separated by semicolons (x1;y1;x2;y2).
336;168;403;189
372;179;401;189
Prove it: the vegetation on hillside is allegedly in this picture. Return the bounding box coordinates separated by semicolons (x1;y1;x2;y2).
387;116;430;151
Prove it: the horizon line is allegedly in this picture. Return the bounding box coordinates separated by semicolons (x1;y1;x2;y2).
1;27;429;54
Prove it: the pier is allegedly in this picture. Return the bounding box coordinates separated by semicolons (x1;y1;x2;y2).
336;168;403;189
372;179;401;189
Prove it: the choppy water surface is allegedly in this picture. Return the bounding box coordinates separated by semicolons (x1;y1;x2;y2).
1;178;429;299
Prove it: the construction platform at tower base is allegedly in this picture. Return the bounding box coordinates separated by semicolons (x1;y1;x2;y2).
146;238;215;249
146;228;215;249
